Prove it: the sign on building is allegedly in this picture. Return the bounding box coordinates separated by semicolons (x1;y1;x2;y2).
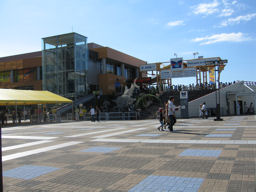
209;67;215;85
186;57;220;67
171;58;183;71
160;68;196;79
140;64;156;71
171;68;196;78
180;91;188;99
160;70;171;79
180;91;188;118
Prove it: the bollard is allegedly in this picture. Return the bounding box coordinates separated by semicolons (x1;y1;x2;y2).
0;123;3;191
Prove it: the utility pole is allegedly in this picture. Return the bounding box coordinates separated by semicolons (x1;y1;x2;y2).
214;61;223;121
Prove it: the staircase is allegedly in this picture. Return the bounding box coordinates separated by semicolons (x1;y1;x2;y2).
56;94;95;116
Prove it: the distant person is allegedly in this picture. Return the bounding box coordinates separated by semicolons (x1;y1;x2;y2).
4;110;7;125
17;111;22;124
96;106;100;122
90;106;96;122
79;108;84;120
244;102;248;114
164;102;169;130
75;108;79;120
199;104;203;118
157;108;164;131
12;111;16;124
168;96;178;132
201;102;208;119
0;110;4;126
249;102;254;114
24;110;27;120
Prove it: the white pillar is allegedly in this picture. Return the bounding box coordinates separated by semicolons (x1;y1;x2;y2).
236;96;240;115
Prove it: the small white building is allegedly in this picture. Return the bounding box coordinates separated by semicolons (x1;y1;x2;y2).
176;81;256;118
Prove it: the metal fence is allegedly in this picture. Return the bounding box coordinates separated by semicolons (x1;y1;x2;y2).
1;112;140;127
69;112;138;121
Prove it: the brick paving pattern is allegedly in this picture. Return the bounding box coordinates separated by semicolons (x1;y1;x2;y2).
2;115;256;191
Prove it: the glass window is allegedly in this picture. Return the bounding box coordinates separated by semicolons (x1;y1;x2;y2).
124;68;128;79
13;70;23;82
42;33;88;98
23;68;35;81
116;66;121;76
40;67;42;80
106;63;114;73
0;71;10;82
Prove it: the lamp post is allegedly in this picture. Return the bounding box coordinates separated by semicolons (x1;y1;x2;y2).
214;62;223;121
193;52;199;59
174;53;177;58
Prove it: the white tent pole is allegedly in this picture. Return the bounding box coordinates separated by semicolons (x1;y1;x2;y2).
15;102;17;124
37;105;39;123
23;106;25;121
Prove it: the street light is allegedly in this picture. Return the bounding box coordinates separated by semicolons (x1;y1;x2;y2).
193;52;199;59
174;53;177;58
214;61;223;121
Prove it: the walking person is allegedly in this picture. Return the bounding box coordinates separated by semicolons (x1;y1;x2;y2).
4;110;7;125
164;102;169;130
12;110;16;124
96;106;100;122
0;110;4;126
201;102;207;119
90;106;96;122
157;108;164;131
17;111;22;124
168;96;178;132
199;104;203;118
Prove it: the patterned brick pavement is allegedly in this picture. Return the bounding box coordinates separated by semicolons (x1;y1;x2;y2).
2;115;256;191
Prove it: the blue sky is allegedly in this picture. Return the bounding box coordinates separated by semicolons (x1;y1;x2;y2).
0;0;255;84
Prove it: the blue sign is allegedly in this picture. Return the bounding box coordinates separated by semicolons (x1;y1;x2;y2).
171;58;183;71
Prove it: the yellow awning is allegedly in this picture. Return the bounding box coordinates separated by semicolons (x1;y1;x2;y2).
0;89;72;106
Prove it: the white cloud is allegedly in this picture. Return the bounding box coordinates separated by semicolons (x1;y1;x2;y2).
192;32;251;45
221;13;256;26
192;0;219;15
192;0;239;17
167;20;184;27
219;8;234;17
221;0;229;7
218;0;235;17
231;0;238;5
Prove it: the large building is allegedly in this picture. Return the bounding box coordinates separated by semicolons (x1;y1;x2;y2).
0;32;146;98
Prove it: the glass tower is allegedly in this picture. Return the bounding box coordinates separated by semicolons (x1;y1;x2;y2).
42;33;88;99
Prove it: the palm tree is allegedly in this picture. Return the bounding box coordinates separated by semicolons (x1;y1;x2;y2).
135;94;160;109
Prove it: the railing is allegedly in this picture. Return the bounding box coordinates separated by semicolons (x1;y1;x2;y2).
244;81;256;86
72;112;138;121
2;112;139;126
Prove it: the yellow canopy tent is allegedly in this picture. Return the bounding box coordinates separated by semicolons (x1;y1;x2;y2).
0;89;72;106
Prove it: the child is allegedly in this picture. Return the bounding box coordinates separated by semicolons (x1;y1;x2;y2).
157;108;164;131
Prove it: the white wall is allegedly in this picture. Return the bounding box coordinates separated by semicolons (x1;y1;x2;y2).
175;82;255;118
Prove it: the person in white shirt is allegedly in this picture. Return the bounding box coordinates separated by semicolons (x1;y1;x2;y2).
201;102;207;119
168;96;177;132
90;106;96;122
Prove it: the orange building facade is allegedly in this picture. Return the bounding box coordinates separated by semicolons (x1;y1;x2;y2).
0;52;42;90
0;33;146;96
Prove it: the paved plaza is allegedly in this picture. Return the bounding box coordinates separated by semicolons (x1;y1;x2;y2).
2;115;256;192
